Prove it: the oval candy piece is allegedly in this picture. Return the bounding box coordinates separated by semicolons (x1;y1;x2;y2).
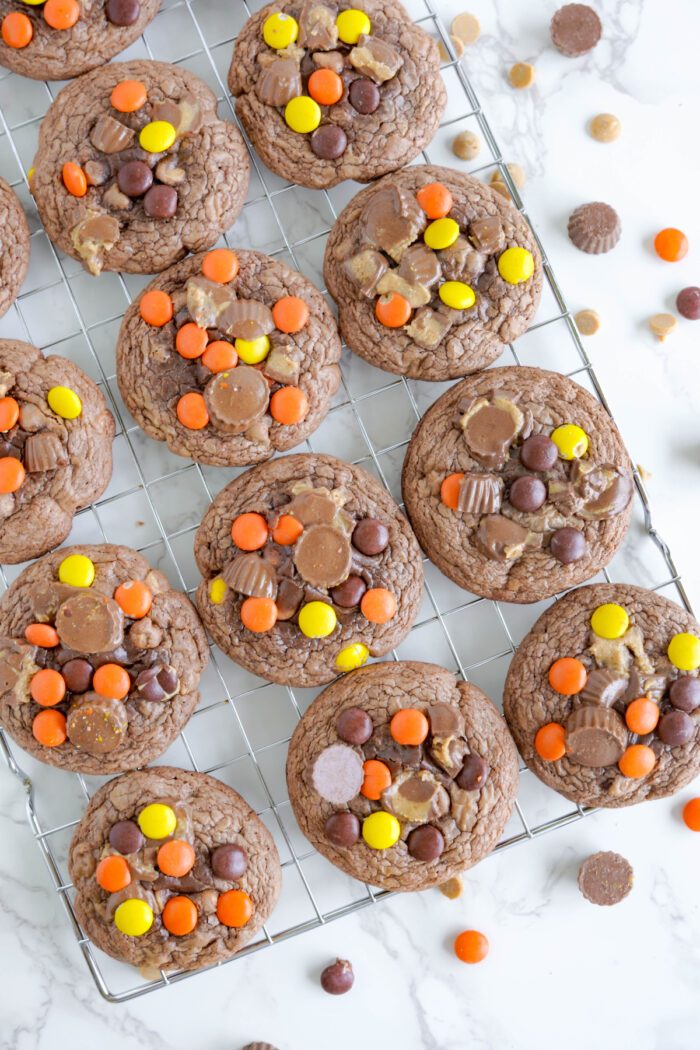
204;366;269;435
55;592;125;653
311;744;364;804
47;385;82;420
211;842;248;880
293;523;352;589
336;706;373;745
351;517;389;556
109;819;144;855
66;694;129;755
324;811;360;848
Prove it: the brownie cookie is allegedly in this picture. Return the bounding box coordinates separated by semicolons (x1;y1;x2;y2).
0;544;209;774
68;766;281;972
0;0;160;81
31;61;249;276
0;339;114;564
503;583;700;807
287;660;518;890
0;180;29;319
402;367;633;603
229;0;446;190
324;166;542;380
116;248;341;466
194;453;424;688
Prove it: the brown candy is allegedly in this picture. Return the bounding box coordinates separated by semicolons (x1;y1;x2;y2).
324;812;360;848
135;664;179;701
106;0;141;27
185;276;235;329
311;744;364;805
580;668;628;707
359;183;426;262
468;216;505;255
90;114;135;154
437;237;486;284
224;553;278;599
568;202;621;255
311;125;348;160
275;577;304;621
204;366;269;435
66;694;128;754
24;432;68;473
509;475;547;513
550;527;587;564
117;160;153;198
461;395;523;468
109;819;144;854
669;677;700;713
474;515;529;561
520;433;558;471
352;517;388;556
219;299;274;341
294;523;352;589
565;706;627;766
336;706;373;745
62;658;93;693
457;472;503;514
397;243;442;288
143;185;178;220
349;34;403;83
578;851;633;906
551;3;602;57
55;593;125;654
456;754;489;791
407;825;444;861
364;724;421;771
657;710;695;747
348;78;380;114
330;575;366;608
343;250;388;297
405;306;452;349
211;842;248;880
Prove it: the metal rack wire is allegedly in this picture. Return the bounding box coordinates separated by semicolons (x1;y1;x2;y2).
0;0;692;1003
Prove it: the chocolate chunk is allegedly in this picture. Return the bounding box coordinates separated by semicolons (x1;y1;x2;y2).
405;306;453;349
579;668;627;707
468;216;505;255
349;34;403;83
461;395;524;468
457;472;503;515
568;202;621;254
520;433;558;471
343;250;388;298
106;0;141;26
150;95;202;136
298;1;338;50
284;489;338;526
55;593;124;653
211;843;248;880
509;475;547;512
383;770;448;823
256;57;303;107
294;523;352;589
407;825;444;861
311;125;348;160
143;185;178;219
456;754;490;791
363;724;421;771
376;268;431;307
109;819;144;854
677;287;700;321
578;851;633;906
565;706;627;766
336;706;373;745
348;78;380;114
128;617;163;650
438;236;485;283
24;432;68;473
275;577;304;621
153;873;210;893
550;527;587;564
66;694;128;754
551;4;602;57
430;734;468;776
397;243;442;288
155;156;185;186
359;184;426;262
0;638;34;695
219;299;274;341
352;518;388;556
224;553;278;599
185;276;235;328
669;677;700;713
324;812;360;848
577;466;633;520
263;348;300;386
320;959;354;996
117;160;153;198
475;515;529;561
311;744;364;805
90;115;135;154
71;212;121;276
62;658;93;694
657;710;695;747
204;366;269;435
135;664;179;701
330;575;366;608
103;183;132;211
428;702;464;737
312;50;345;73
18;403;45;432
84;160;110;187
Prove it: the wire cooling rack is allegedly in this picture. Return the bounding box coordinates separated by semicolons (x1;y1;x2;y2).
0;0;693;1004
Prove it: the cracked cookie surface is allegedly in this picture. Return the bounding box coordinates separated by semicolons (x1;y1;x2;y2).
0;180;29;319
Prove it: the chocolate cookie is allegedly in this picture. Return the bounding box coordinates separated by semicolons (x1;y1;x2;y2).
324;165;542;380
286;660;518;890
0;0;160;81
0;339;114;564
68;766;281;972
116;249;341;466
0;180;29;319
194;453;424;687
31;60;249;275
503;583;700;807
0;544;208;774
229;0;446;190
402;367;633;603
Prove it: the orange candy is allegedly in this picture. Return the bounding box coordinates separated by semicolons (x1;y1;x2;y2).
44;0;81;30
176;322;208;359
2;12;33;48
111;79;148;113
625;697;660;735
157;839;196;877
216;888;253;927
139;289;173;327
93;663;130;700
177;392;209;430
272;296;309;334
25;623;60;648
548;657;587;695
201;248;239;284
30;668;66;707
308;68;344;106
0;457;25;494
390;708;429;746
96;855;131;893
682;797;700;831
32;709;67;748
534;722;566;762
240;596;277;633
440;472;464;510
619;744;656;779
654;227;688;262
416;182;453;220
162;895;198;936
62;161;87;197
114;580;153;619
454;929;489;964
271;514;303;545
202;340;237;373
360;587;397;624
231;512;269;551
270;386;309;425
0;396;20;433
361;758;392;800
375;292;411;328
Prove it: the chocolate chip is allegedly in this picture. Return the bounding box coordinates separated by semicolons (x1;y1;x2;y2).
520;433;558;471
310;125;348;159
109;819;144;855
456;754;489;791
143;185;178;219
658;710;695;747
320;959;354;995
106;0;141;26
577;851;633;906
330;574;366;608
324;812;360;848
669;677;700;713
509;475;547;512
211;843;248;880
336;706;373;745
406;825;444;861
352;517;389;556
311;744;364;805
550;527;587;564
117;160;153;198
136;663;179;701
349;78;380;114
677;287;700;320
55;593;125;653
66;694;128;755
62;658;93;694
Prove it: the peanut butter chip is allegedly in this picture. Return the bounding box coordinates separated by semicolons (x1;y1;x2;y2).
589;113;621;143
649;313;677;342
438;35;465;62
574;308;601;336
451;13;481;46
490;163;526;198
452;130;481;160
438;875;464;900
508;62;536;88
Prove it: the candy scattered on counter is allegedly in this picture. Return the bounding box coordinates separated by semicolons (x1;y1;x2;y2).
490;162;526;198
550;3;602;57
438;875;464;900
648;313;678;342
577;851;633;905
438;35;464;62
654;227;688;262
676;286;700;320
454;928;489;963
682;798;700;831
574;308;600;335
508;61;536;89
452;129;481;160
589;113;621;143
451;12;481;46
320;958;355;995
568;202;621;254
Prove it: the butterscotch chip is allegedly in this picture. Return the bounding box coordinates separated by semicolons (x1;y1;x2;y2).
451;13;481;46
438;875;464;899
508;62;535;88
649;313;678;341
574;308;601;336
589;113;621;143
438;35;465;62
452;130;481;161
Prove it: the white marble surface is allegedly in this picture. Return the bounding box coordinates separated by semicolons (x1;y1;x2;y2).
2;1;700;1048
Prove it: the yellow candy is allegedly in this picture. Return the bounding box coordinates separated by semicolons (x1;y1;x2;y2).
209;578;227;604
47;385;82;420
667;632;700;672
298;601;337;639
262;11;299;49
335;642;369;672
20;0;46;5
58;554;95;588
284;95;321;134
551;424;589;461
362;811;400;850
590;603;629;640
138;802;177;840
438;281;476;310
336;8;371;44
497;246;535;285
424;217;460;251
114;899;154;937
235;335;270;364
139;120;176;153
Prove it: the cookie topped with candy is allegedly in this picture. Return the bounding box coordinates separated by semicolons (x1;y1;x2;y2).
68;767;281;972
504;583;700;807
229;0;446;189
0;544;208;774
116;249;342;466
194;453;424;687
287;660;519;890
324;165;543;379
